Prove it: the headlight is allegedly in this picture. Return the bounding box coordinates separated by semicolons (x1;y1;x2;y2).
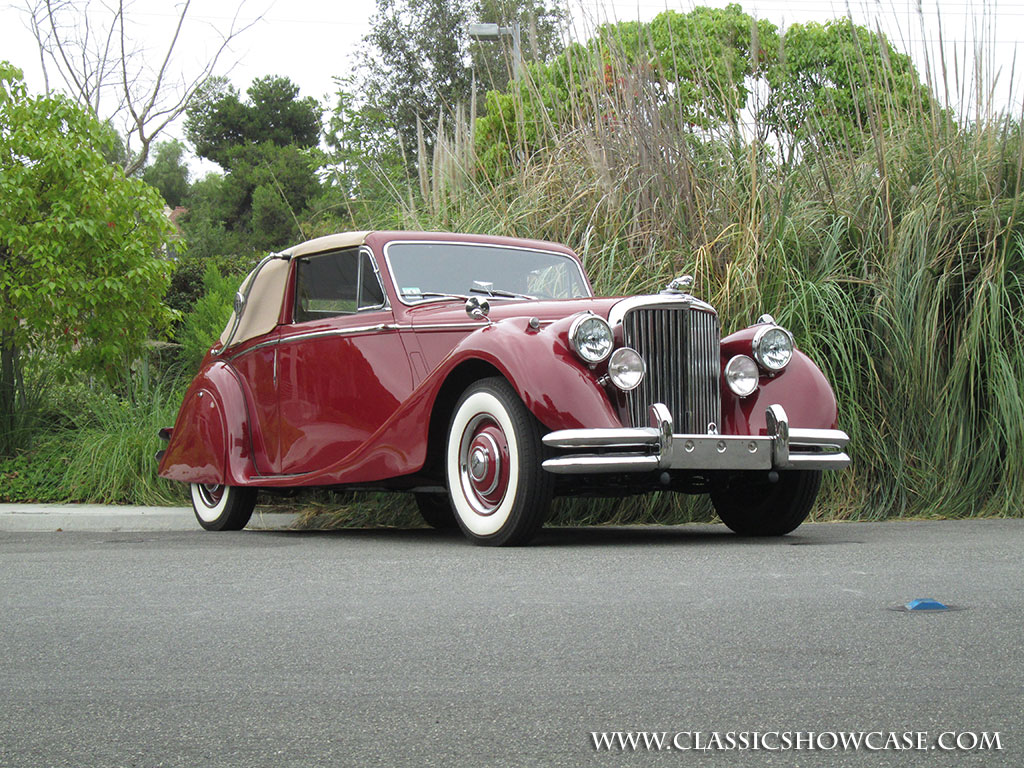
608;347;645;391
725;355;759;397
569;315;613;363
753;325;794;371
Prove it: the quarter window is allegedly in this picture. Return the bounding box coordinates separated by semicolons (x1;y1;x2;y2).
294;248;386;322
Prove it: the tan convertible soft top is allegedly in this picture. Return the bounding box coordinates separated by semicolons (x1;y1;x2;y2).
219;231;372;348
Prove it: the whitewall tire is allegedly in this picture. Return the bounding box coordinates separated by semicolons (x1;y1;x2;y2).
189;483;257;531
445;377;552;546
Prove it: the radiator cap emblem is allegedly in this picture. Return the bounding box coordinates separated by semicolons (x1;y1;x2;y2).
663;274;694;295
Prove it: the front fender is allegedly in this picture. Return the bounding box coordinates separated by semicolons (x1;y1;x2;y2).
720;328;839;435
443;316;622;432
157;361;257;485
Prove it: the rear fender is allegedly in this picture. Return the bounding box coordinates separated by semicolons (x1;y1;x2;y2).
157;362;257;485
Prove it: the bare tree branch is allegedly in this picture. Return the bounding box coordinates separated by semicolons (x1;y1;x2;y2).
18;0;264;174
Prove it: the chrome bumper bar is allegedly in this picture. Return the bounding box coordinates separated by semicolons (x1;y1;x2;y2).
541;404;850;475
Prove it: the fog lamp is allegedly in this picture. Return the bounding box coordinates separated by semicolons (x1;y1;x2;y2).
608;347;645;391
725;355;759;397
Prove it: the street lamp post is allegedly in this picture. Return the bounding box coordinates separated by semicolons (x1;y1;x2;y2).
468;21;522;81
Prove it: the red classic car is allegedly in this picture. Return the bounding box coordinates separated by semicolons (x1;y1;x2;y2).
158;231;849;545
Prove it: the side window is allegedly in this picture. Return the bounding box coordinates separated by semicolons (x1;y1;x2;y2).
359;251;385;309
294;248;386;323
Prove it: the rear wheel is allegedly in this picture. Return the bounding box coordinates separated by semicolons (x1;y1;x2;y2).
445;377;552;546
711;470;821;536
189;483;257;531
414;493;457;529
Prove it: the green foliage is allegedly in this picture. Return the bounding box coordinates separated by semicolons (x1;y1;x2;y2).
605;4;779;127
0;373;188;505
358;0;564;155
763;19;930;150
185;75;321;169
142;139;191;207
321;78;410;230
182;75;324;255
176;262;241;372
0;62;175;455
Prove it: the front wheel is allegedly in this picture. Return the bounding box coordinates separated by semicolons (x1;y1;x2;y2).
445;377;553;546
189;483;257;531
710;470;821;536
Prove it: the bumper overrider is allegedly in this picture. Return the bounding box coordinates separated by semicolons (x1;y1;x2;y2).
541;404;850;475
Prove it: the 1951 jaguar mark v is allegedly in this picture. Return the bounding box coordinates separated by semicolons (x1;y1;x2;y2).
158;231;850;545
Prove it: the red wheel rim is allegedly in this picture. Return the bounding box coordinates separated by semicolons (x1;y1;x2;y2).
458;414;511;515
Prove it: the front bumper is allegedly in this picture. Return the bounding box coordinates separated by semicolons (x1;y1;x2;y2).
541;404;850;475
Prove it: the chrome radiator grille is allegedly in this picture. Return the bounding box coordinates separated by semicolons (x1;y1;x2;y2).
621;305;721;433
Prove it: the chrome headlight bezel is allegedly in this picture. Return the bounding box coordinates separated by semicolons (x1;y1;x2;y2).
569;314;613;364
607;347;645;391
752;325;794;372
725;354;759;397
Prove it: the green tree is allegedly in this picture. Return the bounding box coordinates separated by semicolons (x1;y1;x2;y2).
357;0;564;154
185;75;321;169
762;19;929;151
473;6;777;176
470;0;565;93
143;139;191;208
0;63;175;453
321;78;409;229
182;75;323;255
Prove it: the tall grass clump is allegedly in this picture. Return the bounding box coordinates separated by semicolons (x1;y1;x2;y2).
0;366;188;505
398;3;1024;522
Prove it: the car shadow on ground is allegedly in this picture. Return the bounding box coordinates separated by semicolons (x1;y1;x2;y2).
255;524;864;548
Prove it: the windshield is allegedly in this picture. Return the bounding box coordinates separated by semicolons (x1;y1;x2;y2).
386;242;591;304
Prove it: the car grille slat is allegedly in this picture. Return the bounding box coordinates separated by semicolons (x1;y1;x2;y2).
622;305;721;433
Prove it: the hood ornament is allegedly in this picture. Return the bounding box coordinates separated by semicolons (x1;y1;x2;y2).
662;274;694;295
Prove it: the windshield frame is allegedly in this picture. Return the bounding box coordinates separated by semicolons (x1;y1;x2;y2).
382;239;592;308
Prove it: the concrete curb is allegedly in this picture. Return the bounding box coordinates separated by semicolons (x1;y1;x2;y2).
0;504;299;532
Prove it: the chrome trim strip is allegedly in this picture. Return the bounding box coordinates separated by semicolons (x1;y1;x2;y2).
382;240;592;308
225;338;280;361
607;294;716;328
280;324;400;344
226;323;401;361
407;323;486;332
357;245;390;311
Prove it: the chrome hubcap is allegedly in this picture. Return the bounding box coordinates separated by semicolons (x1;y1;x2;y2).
459;416;510;515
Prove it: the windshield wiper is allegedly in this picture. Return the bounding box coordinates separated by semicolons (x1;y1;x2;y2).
469;284;536;300
401;291;467;301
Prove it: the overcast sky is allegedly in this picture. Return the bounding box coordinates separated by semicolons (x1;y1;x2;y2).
2;0;1021;164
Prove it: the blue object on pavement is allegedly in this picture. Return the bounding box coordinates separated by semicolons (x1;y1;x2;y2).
905;598;949;611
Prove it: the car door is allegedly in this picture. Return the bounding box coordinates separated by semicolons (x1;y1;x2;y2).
275;246;414;476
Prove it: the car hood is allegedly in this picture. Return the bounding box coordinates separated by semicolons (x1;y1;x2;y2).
404;296;623;326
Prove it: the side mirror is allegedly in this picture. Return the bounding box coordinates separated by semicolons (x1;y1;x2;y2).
465;296;491;321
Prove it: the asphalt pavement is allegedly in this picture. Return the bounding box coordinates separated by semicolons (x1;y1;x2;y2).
0;515;1020;767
